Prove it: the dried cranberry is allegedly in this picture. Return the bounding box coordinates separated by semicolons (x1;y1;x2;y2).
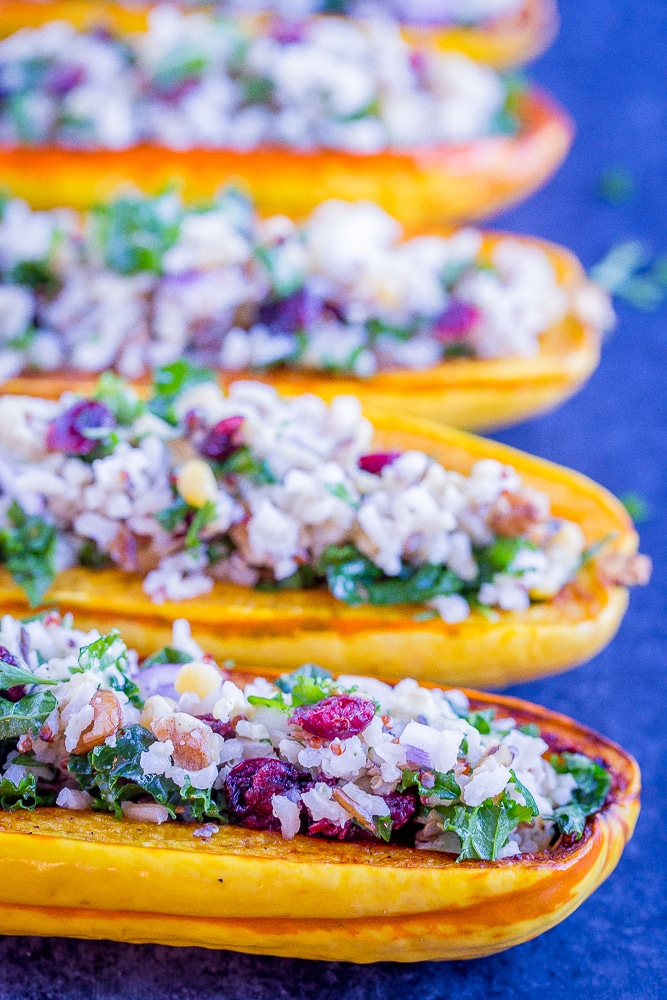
256;288;324;334
358;452;400;476
195;714;234;740
224;758;302;832
289;695;375;740
46;64;86;96
198;415;244;462
433;302;480;341
306;788;416;843
46;400;115;456
384;789;418;830
0;685;25;703
270;20;306;44
307;818;374;842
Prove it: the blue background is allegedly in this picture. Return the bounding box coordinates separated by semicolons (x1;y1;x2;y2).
0;0;665;995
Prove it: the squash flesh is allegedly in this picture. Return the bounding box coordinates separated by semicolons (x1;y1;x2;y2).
0;689;639;961
0;413;636;687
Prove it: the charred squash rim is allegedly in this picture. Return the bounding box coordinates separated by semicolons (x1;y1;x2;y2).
0;412;636;687
0;0;559;68
0;88;574;223
1;234;600;432
0;684;640;961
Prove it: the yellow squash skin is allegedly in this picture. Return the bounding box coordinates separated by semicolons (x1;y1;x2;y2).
1;235;600;432
0;89;573;224
0;0;559;69
0;413;636;688
0;688;639;962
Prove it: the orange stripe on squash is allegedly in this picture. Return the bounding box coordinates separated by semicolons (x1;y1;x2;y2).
0;87;573;225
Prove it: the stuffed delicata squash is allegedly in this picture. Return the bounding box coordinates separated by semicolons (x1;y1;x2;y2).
0;192;610;431
0;7;572;222
0;0;560;70
0;374;649;687
0;613;640;961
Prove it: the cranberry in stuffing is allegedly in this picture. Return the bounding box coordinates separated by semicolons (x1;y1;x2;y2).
195;713;234;739
224;758;302;831
256;288;324;333
46;400;115;456
289;695;375;740
358;452;400;475
306;790;417;842
433;301;480;341
198;415;244;463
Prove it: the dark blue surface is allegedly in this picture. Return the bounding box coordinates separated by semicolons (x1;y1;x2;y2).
0;0;665;996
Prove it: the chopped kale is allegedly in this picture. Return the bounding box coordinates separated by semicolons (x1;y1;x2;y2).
374;814;393;843
68;725;180;818
93;372;146;426
78;538;113;570
596;166;635;205
0;771;56;810
148;360;216;425
6;258;58;291
318;544;465;607
179;780;227;823
0;501;57;606
156;497;190;532
185;500;218;550
518;723;541;738
90;192;182;276
464;709;495;735
399;768;460;801
217;446;276;484
140;647;194;670
0;690;57;741
618;491;650;525
0;659;56;691
435;786;537;861
550;752;611;839
275;664;334;707
590;240;667;311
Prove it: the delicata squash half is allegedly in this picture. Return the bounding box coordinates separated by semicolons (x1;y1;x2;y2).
0;613;640;962
0;7;573;222
0;0;560;70
0;374;649;687
0;191;610;431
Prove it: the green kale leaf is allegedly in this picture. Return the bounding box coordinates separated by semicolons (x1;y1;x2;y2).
436;785;537;861
0;501;57;606
179;780;227;822
275;664;334;706
0;659;56;691
550;752;611;838
68;725;180;818
90;193;181;276
399;768;460;801
0;690;57;741
140;647;194;670
0;771;56;810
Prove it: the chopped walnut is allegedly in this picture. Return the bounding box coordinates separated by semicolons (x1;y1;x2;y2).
72;689;122;755
486;488;549;537
597;551;652;587
150;713;219;771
